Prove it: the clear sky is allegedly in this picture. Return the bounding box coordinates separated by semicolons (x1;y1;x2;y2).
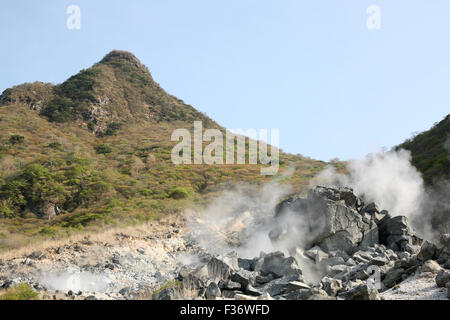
1;1;449;161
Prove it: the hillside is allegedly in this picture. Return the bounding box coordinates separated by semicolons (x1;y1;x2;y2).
0;50;330;251
396;114;450;185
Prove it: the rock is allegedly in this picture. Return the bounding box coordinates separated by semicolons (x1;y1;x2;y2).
255;274;274;285
440;233;450;251
257;292;274;300
435;270;450;287
304;246;328;263
378;216;420;250
339;283;380;300
238;258;255;271
29;251;43;259
421;260;441;274
182;273;206;291
417;240;438;261
321;277;342;296
84;295;97;300
444;259;450;270
273;186;370;254
218;280;241;290
383;268;405;288
221;290;241;298
285;281;311;292
205;282;221;300
358;225;379;250
259;275;303;297
234;293;257;300
397;252;410;260
327;265;349;277
119;287;131;297
447;282;450;299
254;251;302;279
207;252;239;281
245;284;263;296
369;256;389;267
153;287;181;300
322;256;346;266
230;270;257;288
361;202;380;214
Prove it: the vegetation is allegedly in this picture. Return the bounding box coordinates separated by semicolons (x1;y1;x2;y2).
0;283;39;300
397;114;450;184
0;50;330;251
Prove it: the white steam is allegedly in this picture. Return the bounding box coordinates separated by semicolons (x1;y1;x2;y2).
40;271;111;293
310;149;440;238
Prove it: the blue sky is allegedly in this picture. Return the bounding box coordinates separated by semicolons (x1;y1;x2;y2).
1;1;449;161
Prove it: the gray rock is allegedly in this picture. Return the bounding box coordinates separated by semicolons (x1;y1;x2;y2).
361;202;380;214
255;274;274;285
369;256;389;266
435;269;450;287
218;280;241;290
205;282;221;300
238;258;255;271
207;252;239;281
254;251;302;279
378;216;421;250
447;282;450;299
418;240;438;261
383;268;405;288
284;281;311;292
259;275;302;297
84;295;97;300
339;283;380;300
321;277;342;296
153;287;181;300
230;270;257;288
245;284;263;296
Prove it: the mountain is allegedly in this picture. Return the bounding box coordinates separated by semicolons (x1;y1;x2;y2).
396;114;450;185
0;51;329;249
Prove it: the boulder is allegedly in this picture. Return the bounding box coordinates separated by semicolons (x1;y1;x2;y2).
417;240;438;261
272;186;371;255
207;252;239;281
435;270;450;287
205;282;221;300
230;270;257;288
254;251;302;279
321;277;342;296
382;268;405;288
378;216;421;251
258;275;303;297
339;283;380;300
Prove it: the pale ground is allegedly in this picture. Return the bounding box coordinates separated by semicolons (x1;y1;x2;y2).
381;271;448;300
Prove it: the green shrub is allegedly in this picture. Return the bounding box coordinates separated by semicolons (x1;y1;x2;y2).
103;122;122;136
168;187;189;199
41;96;76;122
95;144;112;154
0;283;39;300
9;135;24;145
139;188;152;197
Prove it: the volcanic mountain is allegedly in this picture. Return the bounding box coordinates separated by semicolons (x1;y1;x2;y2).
0;50;328;247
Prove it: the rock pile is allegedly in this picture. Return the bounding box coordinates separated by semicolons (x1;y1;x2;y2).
155;186;449;300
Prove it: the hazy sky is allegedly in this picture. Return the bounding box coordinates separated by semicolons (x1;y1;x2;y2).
1;1;449;161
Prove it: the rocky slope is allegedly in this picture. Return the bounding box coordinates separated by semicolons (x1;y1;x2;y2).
1;186;448;300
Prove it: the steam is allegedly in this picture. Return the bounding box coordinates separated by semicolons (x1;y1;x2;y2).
310;149;447;239
186;182;291;258
40;271;111;293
